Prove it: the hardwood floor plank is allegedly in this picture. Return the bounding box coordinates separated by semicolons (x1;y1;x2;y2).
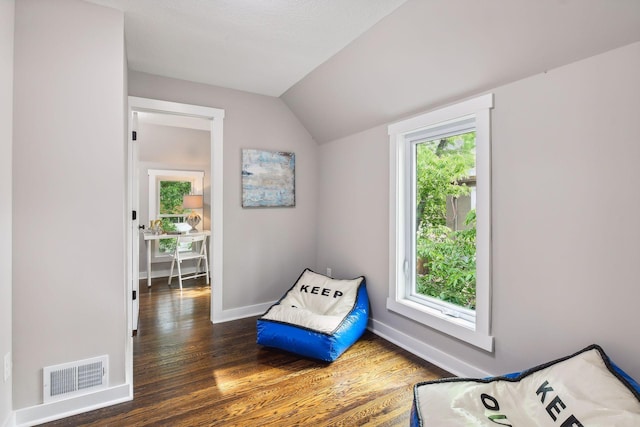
39;277;450;426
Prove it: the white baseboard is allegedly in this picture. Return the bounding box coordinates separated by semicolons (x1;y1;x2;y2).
1;412;15;427
368;318;493;378
14;383;131;427
140;264;202;280
213;301;275;324
209;303;493;378
10;316;490;426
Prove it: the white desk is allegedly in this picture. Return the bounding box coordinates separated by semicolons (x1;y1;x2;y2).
142;230;211;288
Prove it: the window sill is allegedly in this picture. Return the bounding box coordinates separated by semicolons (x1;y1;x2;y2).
386;297;494;352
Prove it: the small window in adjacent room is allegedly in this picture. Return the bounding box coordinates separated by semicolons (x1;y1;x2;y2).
387;94;494;351
148;169;204;258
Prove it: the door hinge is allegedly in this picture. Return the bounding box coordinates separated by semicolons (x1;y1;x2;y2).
132;290;137;300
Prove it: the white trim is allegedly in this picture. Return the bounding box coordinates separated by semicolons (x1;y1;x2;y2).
128;97;224;120
140;264;205;280
368;319;493;378
14;384;131;427
388;93;494;352
213;301;276;324
388;95;493;136
386;298;493;350
1;412;15;427
210;104;224;324
127;96;225;396
148;169;205;178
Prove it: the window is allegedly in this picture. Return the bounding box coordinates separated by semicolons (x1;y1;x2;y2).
387;94;494;351
148;169;204;258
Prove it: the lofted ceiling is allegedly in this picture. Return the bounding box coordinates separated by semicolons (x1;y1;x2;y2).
85;0;640;143
84;0;408;97
282;0;640;143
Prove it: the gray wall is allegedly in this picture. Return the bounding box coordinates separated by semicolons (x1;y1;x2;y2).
316;42;640;379
0;0;14;424
12;0;126;409
129;71;319;311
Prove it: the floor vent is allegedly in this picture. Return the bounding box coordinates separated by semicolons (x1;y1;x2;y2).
43;355;108;403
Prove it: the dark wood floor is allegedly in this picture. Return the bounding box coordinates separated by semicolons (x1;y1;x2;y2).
40;277;450;426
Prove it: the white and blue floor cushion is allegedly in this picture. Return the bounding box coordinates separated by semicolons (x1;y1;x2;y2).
410;344;640;426
256;268;369;362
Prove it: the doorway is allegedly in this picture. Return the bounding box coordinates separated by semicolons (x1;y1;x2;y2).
126;97;224;385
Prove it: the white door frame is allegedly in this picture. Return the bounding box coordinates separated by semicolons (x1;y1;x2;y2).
126;96;225;385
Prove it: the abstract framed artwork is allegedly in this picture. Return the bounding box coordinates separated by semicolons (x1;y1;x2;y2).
242;149;295;207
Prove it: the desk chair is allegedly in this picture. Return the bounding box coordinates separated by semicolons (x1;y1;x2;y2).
168;234;209;290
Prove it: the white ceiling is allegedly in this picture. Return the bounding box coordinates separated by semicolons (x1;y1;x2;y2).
84;0;407;97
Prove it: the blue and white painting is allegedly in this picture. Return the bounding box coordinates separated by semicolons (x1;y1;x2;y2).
242;149;295;207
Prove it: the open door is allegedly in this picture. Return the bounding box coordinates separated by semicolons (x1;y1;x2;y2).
126;96;225;343
126;96;225;390
130;111;140;332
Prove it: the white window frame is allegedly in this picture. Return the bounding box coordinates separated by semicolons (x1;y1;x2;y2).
148;169;204;259
387;94;494;352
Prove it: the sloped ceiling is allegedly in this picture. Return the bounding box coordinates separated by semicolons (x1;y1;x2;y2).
86;0;640;144
282;0;640;143
84;0;408;97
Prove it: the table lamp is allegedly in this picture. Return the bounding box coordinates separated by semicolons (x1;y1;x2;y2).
183;194;203;232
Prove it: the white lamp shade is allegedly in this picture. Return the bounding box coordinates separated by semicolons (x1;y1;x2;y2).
183;194;203;209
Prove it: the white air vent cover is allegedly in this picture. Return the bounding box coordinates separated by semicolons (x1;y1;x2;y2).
43;355;108;403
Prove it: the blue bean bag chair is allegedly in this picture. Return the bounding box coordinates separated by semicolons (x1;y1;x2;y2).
256;268;369;362
410;344;640;426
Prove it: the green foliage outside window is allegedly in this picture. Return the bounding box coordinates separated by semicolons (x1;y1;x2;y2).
415;132;477;309
158;180;192;254
160;181;192;215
